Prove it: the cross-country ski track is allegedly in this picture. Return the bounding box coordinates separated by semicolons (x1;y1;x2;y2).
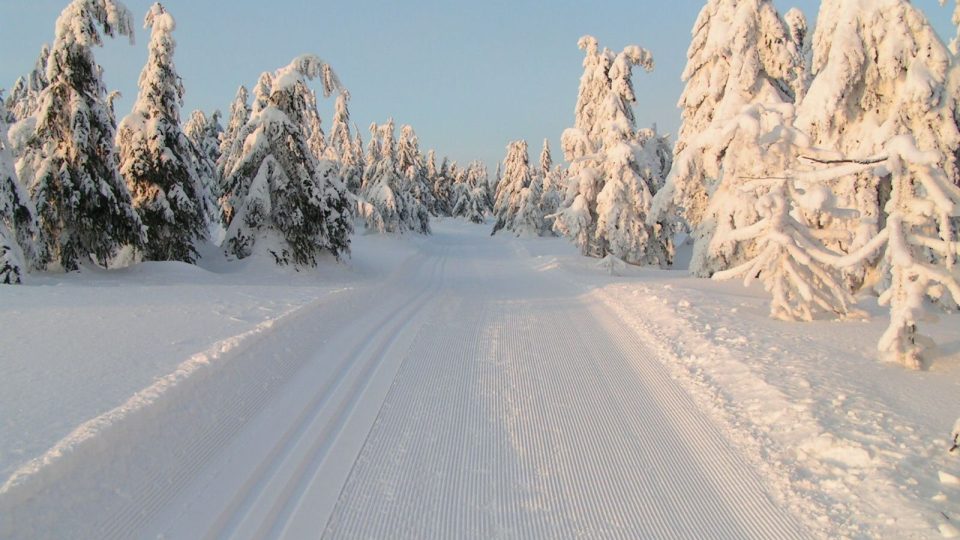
2;222;813;539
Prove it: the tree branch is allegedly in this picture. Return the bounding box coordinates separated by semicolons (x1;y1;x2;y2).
799;155;888;165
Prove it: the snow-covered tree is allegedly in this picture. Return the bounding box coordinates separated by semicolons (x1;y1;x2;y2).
711;104;858;321
492;140;546;236
14;0;145;271
218;85;250;192
5;45;50;124
796;0;959;289
433;156;455;216
0;101;41;283
451;161;489;224
117;4;212;263
784;8;811;97
593;47;671;265
397;125;433;230
185;110;222;166
650;0;802;271
183;109;224;225
842;137;960;368
222;55;351;265
251;72;273;115
539;138;553;178
302;88;327;161
554;38;667;264
326;93;362;194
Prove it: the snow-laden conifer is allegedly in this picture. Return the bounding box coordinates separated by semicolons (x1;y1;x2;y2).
14;0;144;271
451;161;489;224
222;55;351;265
554;39;665;263
5;45;50;124
594;47;670;265
711;103;857;321
0;101;42;283
650;0;802;270
492;140;545;236
433;156;455;216
397;125;433;231
116;3;211;263
796;0;959;289
218;85;250;192
183;109;224;226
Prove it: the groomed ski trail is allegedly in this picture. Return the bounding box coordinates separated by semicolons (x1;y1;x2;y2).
4;222;813;538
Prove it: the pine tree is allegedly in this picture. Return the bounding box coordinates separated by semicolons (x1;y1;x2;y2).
797;0;959;291
651;0;802;276
15;0;145;271
116;3;211;263
433;156;454;216
539;138;553;178
0;101;42;283
251;72;273;115
223;55;351;265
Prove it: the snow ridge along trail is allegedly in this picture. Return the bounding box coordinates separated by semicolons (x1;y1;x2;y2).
3;222;813;538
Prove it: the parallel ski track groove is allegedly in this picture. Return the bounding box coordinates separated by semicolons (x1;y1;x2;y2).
91;252;434;540
319;241;809;539
205;246;448;539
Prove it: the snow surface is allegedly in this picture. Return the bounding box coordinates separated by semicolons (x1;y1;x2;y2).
1;219;958;538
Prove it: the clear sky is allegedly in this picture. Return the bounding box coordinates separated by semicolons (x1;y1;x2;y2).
0;0;954;172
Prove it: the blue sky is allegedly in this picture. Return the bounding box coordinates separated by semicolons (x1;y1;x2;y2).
0;0;954;172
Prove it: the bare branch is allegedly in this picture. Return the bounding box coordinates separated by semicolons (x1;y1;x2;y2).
799;155;888;165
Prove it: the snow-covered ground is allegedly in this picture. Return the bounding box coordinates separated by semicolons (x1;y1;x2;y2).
1;219;958;538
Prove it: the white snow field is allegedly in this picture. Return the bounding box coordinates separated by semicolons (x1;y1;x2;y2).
1;219;958;538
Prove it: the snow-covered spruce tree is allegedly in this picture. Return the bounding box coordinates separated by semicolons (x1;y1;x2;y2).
0;101;42;283
539;138;553;178
650;0;802;276
451;161;488;224
217;85;250;193
784;8;811;96
434;157;455;216
359;120;410;234
222;55;351;265
831;136;960;368
302;88;327;161
183;109;224;225
251;72;273;115
555;38;667;264
796;0;959;289
397;125;433;230
116;3;212;264
326;93;362;194
552;37;616;256
492;140;545;236
711;103;857;321
15;0;144;271
593;47;671;265
424;149;442;215
5;45;51;124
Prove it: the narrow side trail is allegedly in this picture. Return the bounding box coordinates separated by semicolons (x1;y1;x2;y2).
3;222;811;538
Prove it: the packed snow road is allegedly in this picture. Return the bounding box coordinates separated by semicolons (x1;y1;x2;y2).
2;222;810;538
